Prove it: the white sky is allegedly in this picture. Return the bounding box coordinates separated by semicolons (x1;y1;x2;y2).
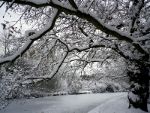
0;5;6;54
0;3;6;33
0;3;19;54
0;2;30;55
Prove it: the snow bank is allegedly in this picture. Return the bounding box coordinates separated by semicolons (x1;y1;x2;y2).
88;95;150;113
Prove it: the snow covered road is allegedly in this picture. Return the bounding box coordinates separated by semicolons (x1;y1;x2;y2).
0;93;125;113
0;92;148;113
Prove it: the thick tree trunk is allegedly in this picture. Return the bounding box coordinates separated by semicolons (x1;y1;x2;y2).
128;64;149;112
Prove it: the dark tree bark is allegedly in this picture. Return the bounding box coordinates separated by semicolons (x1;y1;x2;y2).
128;63;149;112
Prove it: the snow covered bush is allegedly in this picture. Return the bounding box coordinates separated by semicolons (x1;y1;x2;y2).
0;57;34;109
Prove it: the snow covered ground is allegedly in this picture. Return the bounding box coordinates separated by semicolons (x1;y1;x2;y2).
88;94;150;113
0;92;149;113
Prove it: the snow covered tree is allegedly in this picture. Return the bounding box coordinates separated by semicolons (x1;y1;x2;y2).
0;0;150;111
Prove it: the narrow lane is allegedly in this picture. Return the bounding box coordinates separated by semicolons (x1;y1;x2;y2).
0;93;126;113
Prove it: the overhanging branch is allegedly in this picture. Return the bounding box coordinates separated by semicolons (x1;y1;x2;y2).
0;9;60;65
1;0;149;64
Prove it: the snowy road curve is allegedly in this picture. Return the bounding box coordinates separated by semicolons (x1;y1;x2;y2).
0;93;126;113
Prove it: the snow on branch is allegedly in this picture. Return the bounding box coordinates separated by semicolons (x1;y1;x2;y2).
25;41;111;80
25;51;68;80
69;43;106;52
64;57;111;64
0;9;59;65
75;9;148;55
2;0;149;56
129;0;144;33
4;0;149;56
3;0;77;11
68;0;78;9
